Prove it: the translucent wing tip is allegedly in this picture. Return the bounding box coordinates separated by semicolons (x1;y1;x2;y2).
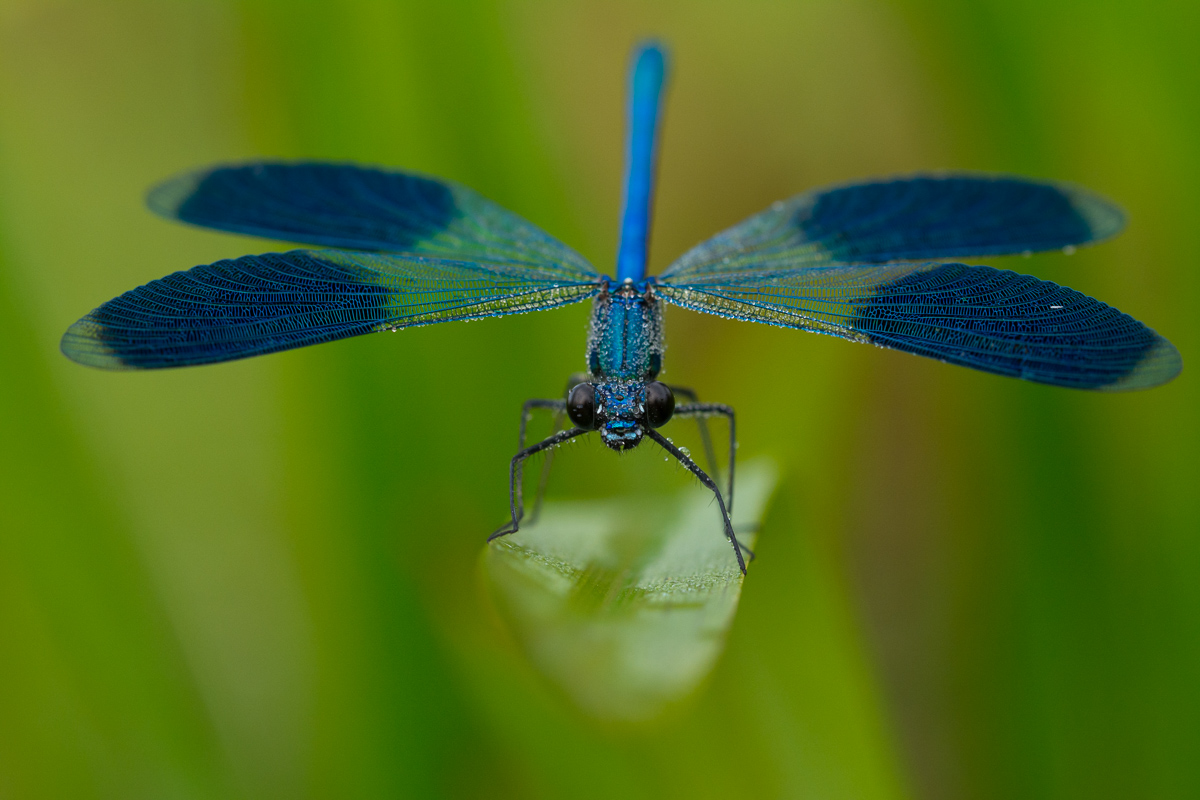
145;167;206;221
61;312;133;371
1099;334;1183;391
1057;180;1126;245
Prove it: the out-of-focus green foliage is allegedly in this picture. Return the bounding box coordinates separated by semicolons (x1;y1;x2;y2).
0;1;1195;798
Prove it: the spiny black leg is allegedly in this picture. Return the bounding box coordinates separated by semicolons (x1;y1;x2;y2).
673;402;737;515
515;398;566;526
490;427;589;542
526;404;568;526
518;398;566;451
645;428;747;575
734;523;758;561
513;375;595;528
521;375;589;525
667;385;721;494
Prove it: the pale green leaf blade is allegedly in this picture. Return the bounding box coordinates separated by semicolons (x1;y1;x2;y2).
483;460;777;721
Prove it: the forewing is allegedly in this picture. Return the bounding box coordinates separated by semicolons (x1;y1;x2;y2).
658;263;1180;391
147;161;598;281
62;249;599;370
659;174;1123;282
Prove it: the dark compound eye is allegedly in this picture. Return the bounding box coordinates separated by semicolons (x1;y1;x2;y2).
644;381;674;428
566;383;597;430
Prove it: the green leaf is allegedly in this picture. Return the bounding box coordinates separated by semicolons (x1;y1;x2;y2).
482;460;777;721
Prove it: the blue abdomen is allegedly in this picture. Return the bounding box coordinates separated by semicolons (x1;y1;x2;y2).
586;283;664;380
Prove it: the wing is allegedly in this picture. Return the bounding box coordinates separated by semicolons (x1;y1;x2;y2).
147;160;598;281
657;262;1180;391
658;173;1124;282
62;249;599;370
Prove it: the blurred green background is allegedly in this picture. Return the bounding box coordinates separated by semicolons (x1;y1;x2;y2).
1;0;1197;797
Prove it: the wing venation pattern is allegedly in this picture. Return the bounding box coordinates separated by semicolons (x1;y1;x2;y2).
660;174;1124;282
658;262;1180;390
148;161;598;281
63;249;599;370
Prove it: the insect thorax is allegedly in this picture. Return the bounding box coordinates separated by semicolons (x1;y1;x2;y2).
584;280;664;451
586;279;663;382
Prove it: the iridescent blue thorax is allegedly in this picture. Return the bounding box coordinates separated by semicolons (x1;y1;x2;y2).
586;278;664;450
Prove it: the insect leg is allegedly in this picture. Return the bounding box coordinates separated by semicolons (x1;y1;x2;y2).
513;398;567;528
518;398;566;450
490;427;589;542
672;402;750;560
666;385;721;491
645;428;747;575
527;404;569;526
672;402;736;514
517;375;593;527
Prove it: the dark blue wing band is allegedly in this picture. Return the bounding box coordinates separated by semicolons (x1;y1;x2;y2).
796;175;1120;262
147;161;598;280
658;262;1180;391
149;162;458;251
62;249;599;370
660;173;1125;281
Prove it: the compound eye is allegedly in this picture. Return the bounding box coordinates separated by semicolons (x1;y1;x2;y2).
644;381;675;428
566;383;597;430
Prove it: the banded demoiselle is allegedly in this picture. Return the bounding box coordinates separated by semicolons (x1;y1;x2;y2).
62;43;1182;573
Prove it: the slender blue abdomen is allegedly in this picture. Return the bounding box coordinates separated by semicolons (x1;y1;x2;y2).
615;44;667;283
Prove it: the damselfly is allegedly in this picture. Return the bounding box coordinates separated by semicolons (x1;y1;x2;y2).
63;43;1182;573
